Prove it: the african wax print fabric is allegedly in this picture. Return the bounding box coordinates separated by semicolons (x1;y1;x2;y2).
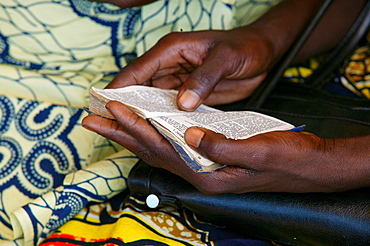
40;194;276;246
0;0;281;245
339;32;370;98
283;33;370;98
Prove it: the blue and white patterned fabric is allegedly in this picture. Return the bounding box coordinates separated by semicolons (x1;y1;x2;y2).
0;0;280;245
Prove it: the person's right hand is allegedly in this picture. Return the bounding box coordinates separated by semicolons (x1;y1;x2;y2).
82;100;370;194
107;27;276;111
183;127;370;193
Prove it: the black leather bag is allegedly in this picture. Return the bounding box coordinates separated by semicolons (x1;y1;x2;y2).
127;81;370;246
128;163;370;246
128;2;370;245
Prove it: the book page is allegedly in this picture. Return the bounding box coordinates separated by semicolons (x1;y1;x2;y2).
151;111;294;167
154;111;294;140
90;86;298;172
91;86;219;118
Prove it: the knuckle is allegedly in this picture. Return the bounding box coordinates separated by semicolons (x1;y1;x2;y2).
158;32;184;46
137;150;160;167
128;70;141;85
246;135;276;164
123;111;142;129
207;143;225;163
193;71;213;88
246;39;273;71
187;72;216;100
200;136;232;163
214;42;244;60
101;120;121;140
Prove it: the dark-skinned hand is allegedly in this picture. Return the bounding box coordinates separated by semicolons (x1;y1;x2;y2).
82;101;370;194
106;28;272;110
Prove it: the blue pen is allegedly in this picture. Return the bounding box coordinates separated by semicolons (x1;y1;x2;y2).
288;125;306;132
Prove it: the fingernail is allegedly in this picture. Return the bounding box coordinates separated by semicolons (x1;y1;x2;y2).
105;102;115;115
178;89;200;110
82;122;94;132
185;128;205;148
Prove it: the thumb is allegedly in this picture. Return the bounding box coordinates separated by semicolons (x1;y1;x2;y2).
184;127;268;168
106;51;160;89
184;127;206;148
184;127;237;165
177;45;230;111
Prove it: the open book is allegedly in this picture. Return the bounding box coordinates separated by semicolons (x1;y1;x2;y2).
88;85;302;172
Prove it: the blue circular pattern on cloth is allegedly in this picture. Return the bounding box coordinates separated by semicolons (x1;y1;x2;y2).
0;137;22;180
16;102;63;141
22;141;69;190
0;97;83;199
0;95;15;134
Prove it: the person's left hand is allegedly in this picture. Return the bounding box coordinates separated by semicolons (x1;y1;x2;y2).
82;101;200;181
88;0;157;8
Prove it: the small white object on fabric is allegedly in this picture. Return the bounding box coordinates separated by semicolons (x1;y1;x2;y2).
146;194;160;208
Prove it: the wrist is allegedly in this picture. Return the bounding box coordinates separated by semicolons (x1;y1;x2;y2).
244;0;323;66
320;136;370;191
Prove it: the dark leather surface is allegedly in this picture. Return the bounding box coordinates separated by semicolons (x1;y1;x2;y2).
128;160;370;246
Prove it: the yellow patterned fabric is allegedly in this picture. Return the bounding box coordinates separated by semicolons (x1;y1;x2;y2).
40;195;276;245
43;197;219;245
340;33;370;98
283;33;370;98
0;0;281;245
283;58;321;83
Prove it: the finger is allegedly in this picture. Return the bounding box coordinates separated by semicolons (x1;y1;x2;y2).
203;74;266;106
106;53;160;89
184;127;264;168
104;101;190;162
177;44;235;111
82;114;148;154
151;62;195;80
107;33;188;89
106;101;206;176
150;73;189;90
83;106;181;169
104;101;169;147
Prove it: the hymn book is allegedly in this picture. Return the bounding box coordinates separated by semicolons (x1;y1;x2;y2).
88;85;299;172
